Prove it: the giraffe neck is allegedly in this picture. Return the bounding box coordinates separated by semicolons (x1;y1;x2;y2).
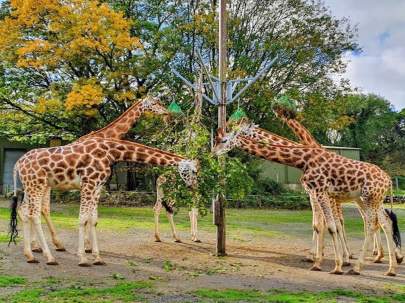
76;100;145;142
104;139;186;167
239;137;317;170
250;127;302;146
277;114;320;147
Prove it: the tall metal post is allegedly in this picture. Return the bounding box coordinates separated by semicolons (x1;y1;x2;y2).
215;0;227;256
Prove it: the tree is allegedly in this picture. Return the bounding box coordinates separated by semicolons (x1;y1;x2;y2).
328;94;405;175
0;0;143;143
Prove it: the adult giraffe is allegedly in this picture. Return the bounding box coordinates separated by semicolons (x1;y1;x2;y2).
213;124;401;276
10;138;199;266
26;96;170;253
273;106;400;265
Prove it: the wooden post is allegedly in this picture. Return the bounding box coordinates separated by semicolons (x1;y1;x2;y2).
215;0;227;256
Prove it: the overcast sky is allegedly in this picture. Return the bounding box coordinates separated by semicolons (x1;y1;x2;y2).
324;0;405;111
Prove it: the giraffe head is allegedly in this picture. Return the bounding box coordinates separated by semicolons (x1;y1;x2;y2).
212;122;255;156
178;159;199;188
140;96;170;122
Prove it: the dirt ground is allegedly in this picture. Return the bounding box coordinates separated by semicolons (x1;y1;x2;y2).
0;203;404;301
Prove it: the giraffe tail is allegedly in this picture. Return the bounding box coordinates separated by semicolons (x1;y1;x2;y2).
9;192;24;246
13;162;18;197
385;209;401;249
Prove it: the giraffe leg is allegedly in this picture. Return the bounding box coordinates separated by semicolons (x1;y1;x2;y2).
19;207;38;263
77;185;94;266
313;192;344;274
89;206;105;265
191;207;201;242
189;209;194;240
348;210;377;275
373;230;384;263
305;193;320;263
333;203;350;266
41;188;65;251
32;214;58;265
378;208;398;276
167;212;181;243
30;221;42;253
84;222;92;253
154;201;162;242
337;202;353;261
310;208;325;271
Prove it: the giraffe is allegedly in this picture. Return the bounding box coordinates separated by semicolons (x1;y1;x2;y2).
213;125;401;276
10;137;199;266
26;96;170;253
153;175;200;243
273;107;394;264
272;107;354;263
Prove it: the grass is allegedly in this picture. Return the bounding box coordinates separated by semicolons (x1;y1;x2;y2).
0;232;10;243
0;281;152;303
194;288;405;303
0;275;26;287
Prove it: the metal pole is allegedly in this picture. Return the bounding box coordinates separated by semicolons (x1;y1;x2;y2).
214;0;227;256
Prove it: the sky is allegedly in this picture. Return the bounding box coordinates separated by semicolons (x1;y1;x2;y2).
324;0;405;111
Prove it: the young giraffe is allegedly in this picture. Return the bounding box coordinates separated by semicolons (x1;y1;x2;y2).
10;137;198;266
153;175;200;243
213;125;400;276
26;96;170;253
273;107;397;265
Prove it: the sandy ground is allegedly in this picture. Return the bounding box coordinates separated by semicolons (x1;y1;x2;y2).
0;204;404;301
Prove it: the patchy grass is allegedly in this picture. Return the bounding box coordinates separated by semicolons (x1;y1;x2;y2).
0;275;26;287
1;281;152;303
0;232;10;243
194;288;405;303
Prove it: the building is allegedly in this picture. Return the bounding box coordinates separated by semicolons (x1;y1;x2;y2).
259;146;361;189
0;138;39;193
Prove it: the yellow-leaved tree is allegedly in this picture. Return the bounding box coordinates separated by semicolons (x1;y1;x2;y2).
0;0;143;142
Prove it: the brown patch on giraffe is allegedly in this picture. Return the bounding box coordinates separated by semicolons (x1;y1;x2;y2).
38;158;49;166
56;161;68;169
50;154;63;162
85;143;97;153
67;168;75;180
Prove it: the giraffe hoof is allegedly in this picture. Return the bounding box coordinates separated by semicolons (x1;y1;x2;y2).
346;269;360;275
32;247;43;253
396;256;403;265
46;260;59;265
302;256;314;263
310;265;322;271
343;262;351;267
174;239;182;243
329;270;344;275
384;271;396;277
373;258;383;264
93;260;106;266
78;262;92;267
56;248;66;252
27;259;40;264
193;239;201;243
85;249;92;254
